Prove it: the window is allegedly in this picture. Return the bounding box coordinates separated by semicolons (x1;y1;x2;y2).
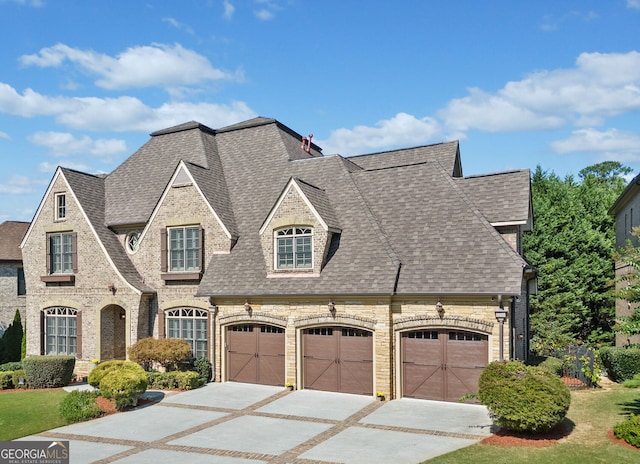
49;232;74;273
166;308;208;358
44;307;77;355
276;227;312;269
17;267;26;296
169;226;200;272
126;231;140;253
55;193;66;221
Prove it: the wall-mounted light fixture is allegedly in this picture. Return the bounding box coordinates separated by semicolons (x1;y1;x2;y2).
328;301;336;313
108;283;116;295
435;300;445;318
244;300;252;312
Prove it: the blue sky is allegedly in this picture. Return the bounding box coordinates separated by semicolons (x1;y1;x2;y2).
1;0;639;223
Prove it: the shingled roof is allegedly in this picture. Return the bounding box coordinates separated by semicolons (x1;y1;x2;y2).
0;221;29;261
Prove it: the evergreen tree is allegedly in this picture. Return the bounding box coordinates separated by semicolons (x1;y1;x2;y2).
523;162;629;354
0;310;24;363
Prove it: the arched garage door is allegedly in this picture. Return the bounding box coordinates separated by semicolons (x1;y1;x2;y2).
303;327;373;395
226;324;285;386
402;329;487;402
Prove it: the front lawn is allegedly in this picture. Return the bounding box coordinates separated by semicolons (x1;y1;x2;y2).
0;389;68;440
426;382;640;463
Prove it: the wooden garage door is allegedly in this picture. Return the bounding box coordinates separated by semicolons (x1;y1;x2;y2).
227;324;285;386
303;327;373;395
402;329;487;402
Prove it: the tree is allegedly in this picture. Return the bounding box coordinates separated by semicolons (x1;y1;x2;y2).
523;162;629;354
0;309;24;364
613;227;640;337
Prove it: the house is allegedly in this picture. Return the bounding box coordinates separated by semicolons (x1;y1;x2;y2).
21;117;535;401
609;173;640;346
0;221;28;336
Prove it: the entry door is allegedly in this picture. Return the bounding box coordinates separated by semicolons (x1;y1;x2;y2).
303;327;373;395
227;324;285;386
402;329;487;401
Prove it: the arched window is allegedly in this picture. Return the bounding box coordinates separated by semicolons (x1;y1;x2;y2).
275;227;312;269
44;307;77;355
165;308;208;358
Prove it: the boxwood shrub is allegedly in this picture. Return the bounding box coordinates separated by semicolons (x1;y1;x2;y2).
60;390;102;423
146;370;201;390
478;360;571;433
128;337;192;371
0;371;14;389
192;357;212;383
88;360;131;388
614;413;640;448
599;346;640;382
0;361;22;372
22;356;75;388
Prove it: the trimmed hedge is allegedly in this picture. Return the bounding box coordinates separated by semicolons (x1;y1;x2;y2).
599;346;640;382
614;413;640;448
0;361;22;372
478;360;571;433
89;360;148;410
147;370;201;390
128;337;192;371
12;369;27;389
0;371;13;389
60;390;102;423
22;356;75;388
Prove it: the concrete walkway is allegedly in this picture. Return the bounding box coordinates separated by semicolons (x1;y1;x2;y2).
21;383;496;464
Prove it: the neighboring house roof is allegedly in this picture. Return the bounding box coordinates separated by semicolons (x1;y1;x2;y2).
0;221;29;261
456;170;533;230
609;172;640;216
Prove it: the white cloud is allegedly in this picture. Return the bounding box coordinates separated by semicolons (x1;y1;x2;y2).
0;0;43;6
223;0;235;19
28;131;127;161
0;82;257;132
162;17;195;35
0;174;38;194
550;128;640;163
20;43;238;90
440;51;640;133
38;160;91;174
0;131;10;140
319;112;442;156
254;9;274;20
628;0;640;10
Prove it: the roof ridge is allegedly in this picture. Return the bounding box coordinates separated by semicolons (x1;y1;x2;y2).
349;140;459;159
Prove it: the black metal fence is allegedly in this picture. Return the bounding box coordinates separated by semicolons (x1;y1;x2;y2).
555;345;597;387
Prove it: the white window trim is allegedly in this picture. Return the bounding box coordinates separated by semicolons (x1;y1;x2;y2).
54;193;66;221
168;225;200;272
273;226;314;270
165;308;208;358
44;307;77;356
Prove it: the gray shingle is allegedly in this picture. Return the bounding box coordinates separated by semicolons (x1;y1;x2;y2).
0;221;29;260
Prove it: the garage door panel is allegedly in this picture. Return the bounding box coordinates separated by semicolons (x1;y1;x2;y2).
341;358;373;395
258;352;286;386
228;352;257;383
402;363;444;399
446;366;483;401
227;324;285;386
304;358;338;391
340;328;373;363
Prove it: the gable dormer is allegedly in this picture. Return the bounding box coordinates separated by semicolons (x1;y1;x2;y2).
259;178;340;276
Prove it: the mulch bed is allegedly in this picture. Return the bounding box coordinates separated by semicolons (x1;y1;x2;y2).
607;430;640;451
481;421;572;447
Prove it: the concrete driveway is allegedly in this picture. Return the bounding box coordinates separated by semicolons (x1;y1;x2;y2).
22;383;495;464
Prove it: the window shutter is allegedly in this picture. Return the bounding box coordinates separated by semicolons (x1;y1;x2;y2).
46;234;51;274
158;309;165;339
199;226;204;271
207;309;212;362
40;311;45;355
76;310;82;358
160;228;167;272
72;232;78;273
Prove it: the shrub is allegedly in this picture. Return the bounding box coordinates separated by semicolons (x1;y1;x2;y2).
599;346;640;382
0;310;23;364
538;356;564;376
478;360;571;433
192;357;212;383
60;390;102;423
12;369;27;389
22;356;75;388
623;373;640;388
128;337;192;371
614;413;640;448
0;361;22;372
99;367;148;410
88;360;131;388
146;370;201;390
0;371;14;389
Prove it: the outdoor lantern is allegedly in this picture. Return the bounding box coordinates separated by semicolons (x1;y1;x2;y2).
436;301;445;318
328;301;336;313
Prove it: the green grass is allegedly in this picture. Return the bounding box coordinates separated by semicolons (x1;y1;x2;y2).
0;389;69;440
425;383;640;463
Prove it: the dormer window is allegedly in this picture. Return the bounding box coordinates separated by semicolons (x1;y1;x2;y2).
55;193;66;221
276;227;312;269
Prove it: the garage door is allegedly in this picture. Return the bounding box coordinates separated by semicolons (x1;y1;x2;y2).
303;327;373;395
402;329;487;402
227;324;285;386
